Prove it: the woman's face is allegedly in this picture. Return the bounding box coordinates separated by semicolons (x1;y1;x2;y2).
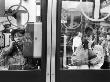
14;32;23;42
86;30;93;37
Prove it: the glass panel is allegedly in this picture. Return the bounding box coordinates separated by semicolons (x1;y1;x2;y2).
60;0;110;70
0;0;42;70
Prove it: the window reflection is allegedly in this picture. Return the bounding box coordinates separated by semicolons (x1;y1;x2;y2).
60;0;110;69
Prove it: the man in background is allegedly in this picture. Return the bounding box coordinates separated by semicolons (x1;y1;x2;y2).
72;32;82;53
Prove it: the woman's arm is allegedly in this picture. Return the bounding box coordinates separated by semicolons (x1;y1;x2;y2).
2;41;15;55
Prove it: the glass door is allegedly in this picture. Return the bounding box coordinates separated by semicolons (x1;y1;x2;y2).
0;0;47;82
55;0;110;82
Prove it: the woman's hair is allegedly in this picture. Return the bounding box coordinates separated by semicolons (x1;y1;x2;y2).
11;29;25;41
85;27;93;34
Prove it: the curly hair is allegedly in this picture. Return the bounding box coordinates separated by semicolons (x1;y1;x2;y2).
11;29;25;41
11;29;25;35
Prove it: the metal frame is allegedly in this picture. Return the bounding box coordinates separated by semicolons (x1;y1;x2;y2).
46;0;57;82
46;0;52;82
51;0;57;82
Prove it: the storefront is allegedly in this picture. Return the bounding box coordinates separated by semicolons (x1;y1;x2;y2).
1;0;110;82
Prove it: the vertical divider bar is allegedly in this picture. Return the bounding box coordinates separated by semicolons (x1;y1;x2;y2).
51;0;57;82
46;0;53;82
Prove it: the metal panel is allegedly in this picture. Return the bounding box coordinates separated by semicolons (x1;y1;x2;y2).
46;0;53;82
34;22;42;58
51;0;57;82
23;22;42;58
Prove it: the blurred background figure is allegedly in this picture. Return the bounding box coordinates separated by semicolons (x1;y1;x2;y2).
72;32;82;53
83;27;104;69
71;31;89;69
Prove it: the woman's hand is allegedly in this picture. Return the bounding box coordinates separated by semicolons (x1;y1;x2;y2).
88;39;95;49
3;40;15;53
